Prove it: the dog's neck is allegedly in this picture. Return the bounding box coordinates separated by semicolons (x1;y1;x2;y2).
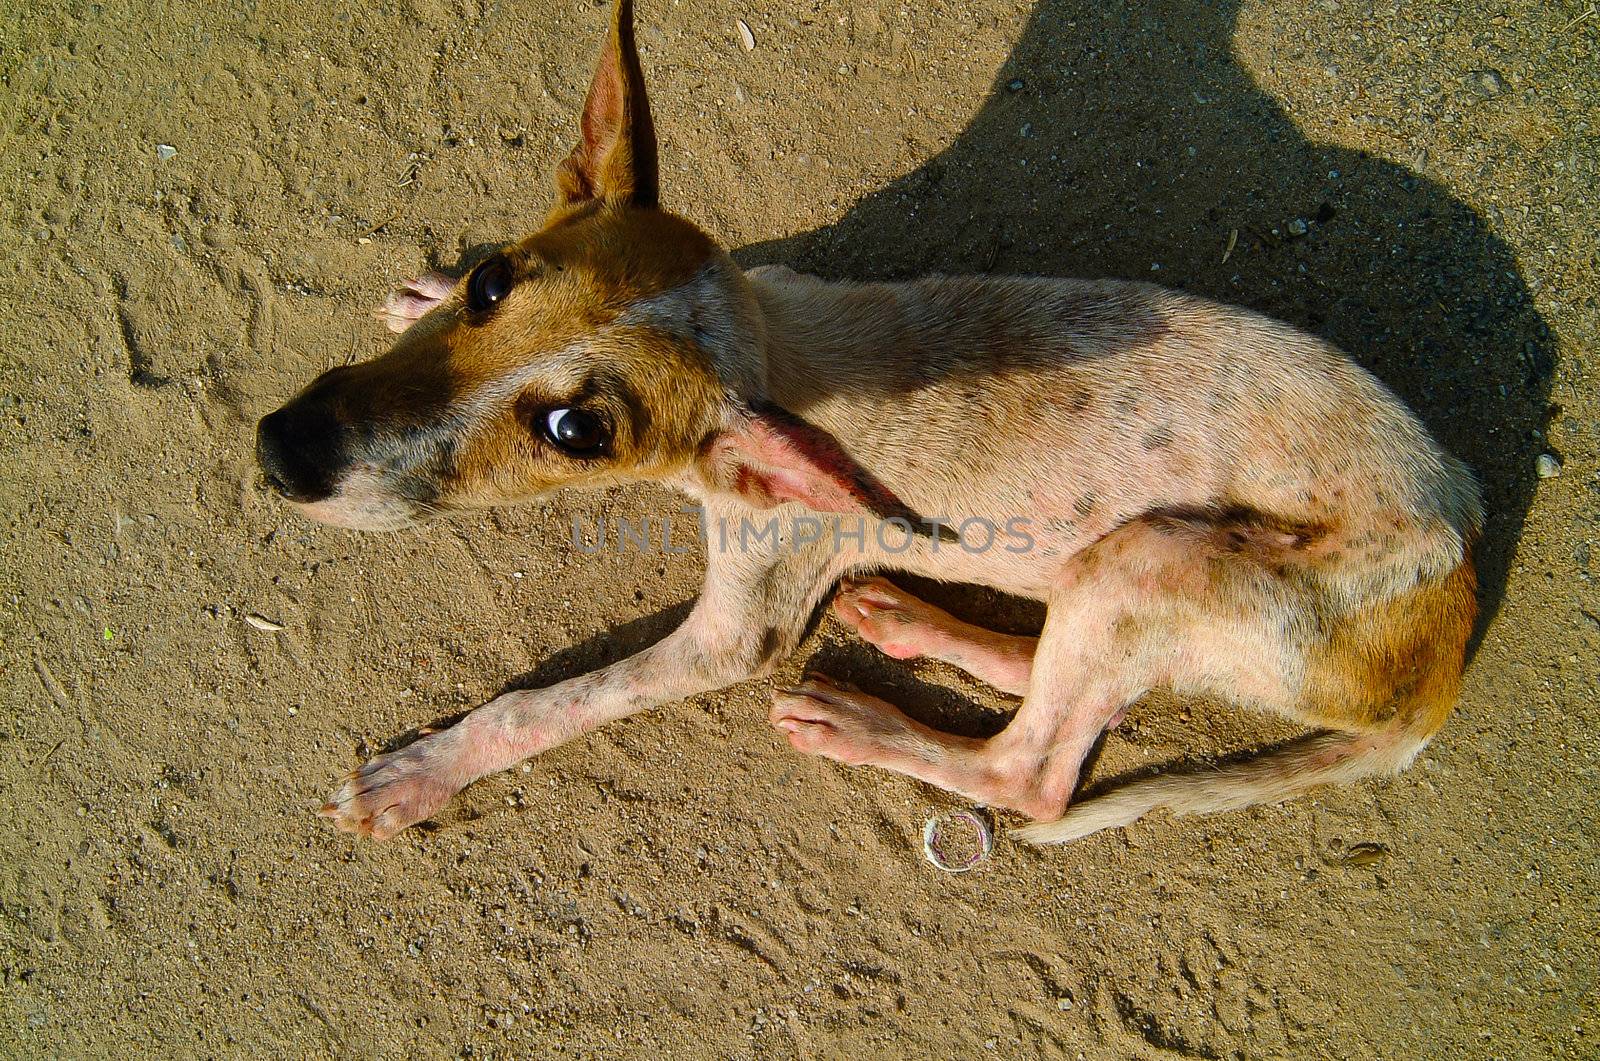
746;270;921;432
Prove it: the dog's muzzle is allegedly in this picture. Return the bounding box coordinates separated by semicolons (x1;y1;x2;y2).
256;403;345;503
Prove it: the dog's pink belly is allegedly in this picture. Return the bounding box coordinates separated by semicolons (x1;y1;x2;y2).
864;530;1067;601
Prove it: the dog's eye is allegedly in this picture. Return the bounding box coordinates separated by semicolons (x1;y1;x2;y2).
467;258;513;312
543;408;606;455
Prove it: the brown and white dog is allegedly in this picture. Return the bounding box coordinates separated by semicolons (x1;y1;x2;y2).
257;0;1481;843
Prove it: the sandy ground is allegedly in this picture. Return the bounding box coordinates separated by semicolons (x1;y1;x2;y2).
2;0;1596;1056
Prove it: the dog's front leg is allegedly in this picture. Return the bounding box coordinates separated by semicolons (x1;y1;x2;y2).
320;525;841;839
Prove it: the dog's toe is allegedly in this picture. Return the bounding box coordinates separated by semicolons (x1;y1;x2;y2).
318;733;465;840
770;678;913;768
832;579;945;661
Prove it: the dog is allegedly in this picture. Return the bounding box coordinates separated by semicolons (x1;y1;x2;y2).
256;0;1481;843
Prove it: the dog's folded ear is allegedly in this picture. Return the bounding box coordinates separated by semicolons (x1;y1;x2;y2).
697;400;910;519
555;0;659;209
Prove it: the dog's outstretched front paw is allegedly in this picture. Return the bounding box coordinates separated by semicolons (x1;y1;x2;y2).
373;272;455;334
319;732;466;840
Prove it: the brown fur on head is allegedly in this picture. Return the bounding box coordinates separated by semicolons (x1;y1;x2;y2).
256;0;878;530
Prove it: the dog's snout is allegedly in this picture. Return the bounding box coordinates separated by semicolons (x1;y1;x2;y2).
257;403;345;503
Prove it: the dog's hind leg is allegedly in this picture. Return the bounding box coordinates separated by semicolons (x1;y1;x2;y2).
831;576;1038;696
1017;521;1475;843
776;511;1471;838
776;517;1257;815
772;572;1150;820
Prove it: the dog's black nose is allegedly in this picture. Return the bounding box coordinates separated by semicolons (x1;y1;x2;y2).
257;404;344;503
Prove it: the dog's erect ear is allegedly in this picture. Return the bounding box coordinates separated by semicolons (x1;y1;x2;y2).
699;402;908;518
555;0;659;209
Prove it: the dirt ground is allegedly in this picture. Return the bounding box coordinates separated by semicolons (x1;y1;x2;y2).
2;0;1596;1056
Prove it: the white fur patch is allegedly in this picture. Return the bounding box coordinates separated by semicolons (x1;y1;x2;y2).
294;467;424;531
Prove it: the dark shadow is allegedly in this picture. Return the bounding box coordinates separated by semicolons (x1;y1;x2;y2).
375;603;693;757
498;599;695;694
735;0;1552;654
803;638;1014;739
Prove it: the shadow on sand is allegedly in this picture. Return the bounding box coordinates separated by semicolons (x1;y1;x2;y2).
737;0;1552;657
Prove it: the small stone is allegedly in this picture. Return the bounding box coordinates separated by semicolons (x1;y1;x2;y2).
1341;842;1388;866
1006;79;1025;92
155;144;177;161
1287;218;1309;236
1469;69;1507;98
1535;453;1562;479
736;18;755;51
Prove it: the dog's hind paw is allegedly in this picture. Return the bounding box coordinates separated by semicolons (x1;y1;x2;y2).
770;672;919;769
319;731;468;840
832;576;953;660
372;272;455;334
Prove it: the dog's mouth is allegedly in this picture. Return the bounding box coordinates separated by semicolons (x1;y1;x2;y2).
259;465;299;501
257;399;457;532
289;495;427;532
258;465;438;533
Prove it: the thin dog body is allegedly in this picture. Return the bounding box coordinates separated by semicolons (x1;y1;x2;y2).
257;1;1481;843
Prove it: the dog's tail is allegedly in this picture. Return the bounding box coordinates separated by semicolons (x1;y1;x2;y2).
1013;715;1441;847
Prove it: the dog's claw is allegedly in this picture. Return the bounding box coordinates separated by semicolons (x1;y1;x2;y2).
770;675;911;768
319;730;467;840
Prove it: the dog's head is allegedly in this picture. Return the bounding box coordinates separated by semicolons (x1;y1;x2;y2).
257;0;884;531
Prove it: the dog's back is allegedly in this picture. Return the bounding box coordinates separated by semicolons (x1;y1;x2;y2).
752;270;1482;601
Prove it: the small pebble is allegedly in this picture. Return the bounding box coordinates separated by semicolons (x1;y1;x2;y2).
1287;218;1309;236
1469;68;1508;98
1342;842;1388;866
1535;453;1562;479
736;18;755;51
1006;78;1025;92
156;144;177;161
